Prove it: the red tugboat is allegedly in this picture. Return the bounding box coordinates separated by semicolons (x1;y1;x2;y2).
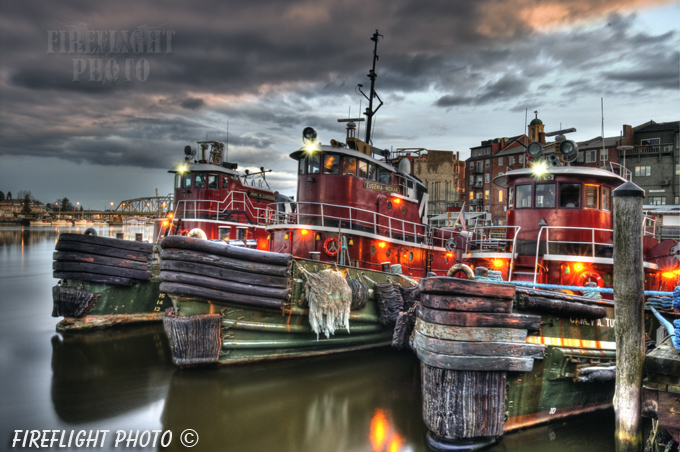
156;140;292;249
264;31;460;277
263;124;461;277
462;136;680;293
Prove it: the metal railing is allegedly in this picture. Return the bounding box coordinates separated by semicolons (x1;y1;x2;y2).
172;191;270;224
264;201;460;249
608;162;632;181
465;225;521;254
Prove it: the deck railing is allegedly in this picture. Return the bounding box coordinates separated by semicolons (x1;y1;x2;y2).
265;201;460;249
172;191;270;224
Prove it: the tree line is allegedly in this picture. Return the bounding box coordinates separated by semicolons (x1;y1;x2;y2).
0;190;83;216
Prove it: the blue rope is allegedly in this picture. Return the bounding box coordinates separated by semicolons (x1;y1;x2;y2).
494;280;674;297
674;286;680;311
674;319;680;351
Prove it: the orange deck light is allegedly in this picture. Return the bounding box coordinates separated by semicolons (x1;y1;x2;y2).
574;263;584;272
493;259;503;268
301;229;309;235
167;213;174;219
393;198;401;205
378;241;386;248
162;220;169;227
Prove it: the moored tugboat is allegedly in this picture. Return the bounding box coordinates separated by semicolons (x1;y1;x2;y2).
156;139;292;248
52;139;292;331
462;136;679;292
160;31;460;366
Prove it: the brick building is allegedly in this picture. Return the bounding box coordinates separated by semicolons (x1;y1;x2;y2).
404;149;465;215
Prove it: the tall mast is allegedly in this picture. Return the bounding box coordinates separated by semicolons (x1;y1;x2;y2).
361;30;383;144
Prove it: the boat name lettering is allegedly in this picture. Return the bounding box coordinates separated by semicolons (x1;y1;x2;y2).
570;317;614;327
363;182;399;193
248;191;276;201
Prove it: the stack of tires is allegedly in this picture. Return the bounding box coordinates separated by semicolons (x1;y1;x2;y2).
53;233;155;286
414;275;544;451
159;235;292;310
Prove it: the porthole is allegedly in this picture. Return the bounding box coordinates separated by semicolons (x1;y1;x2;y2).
370;244;377;255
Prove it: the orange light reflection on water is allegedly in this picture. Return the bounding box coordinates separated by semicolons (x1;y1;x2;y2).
369;409;405;452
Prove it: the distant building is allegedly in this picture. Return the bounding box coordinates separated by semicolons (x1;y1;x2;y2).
399;149;465;215
464;116;679;226
617;121;679;207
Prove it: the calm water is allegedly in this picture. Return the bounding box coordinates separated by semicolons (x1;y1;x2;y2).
0;226;619;451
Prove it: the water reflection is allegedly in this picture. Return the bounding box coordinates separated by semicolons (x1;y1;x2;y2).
51;324;174;424
161;349;423;452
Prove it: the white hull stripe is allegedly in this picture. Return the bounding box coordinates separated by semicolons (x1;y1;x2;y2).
526;336;616;350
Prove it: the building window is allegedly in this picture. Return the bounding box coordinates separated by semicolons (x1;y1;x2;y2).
586;150;596;163
469;191;474;201
519;154;525;164
584;184;600;210
577;152;584;163
485;173;490;183
485;190;489;200
600;149;608;161
476;176;483;186
476;192;483;199
535;183;556;208
515;184;532;209
470;175;474;185
498;190;504;203
649;196;666;205
485;159;490;168
641;138;660;151
675;196;679;205
498;157;504;165
477;161;483;173
484;205;490;212
635;166;651;177
508;156;515;166
676;164;679;175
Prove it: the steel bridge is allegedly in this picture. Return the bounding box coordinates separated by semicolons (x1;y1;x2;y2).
114;195;173;216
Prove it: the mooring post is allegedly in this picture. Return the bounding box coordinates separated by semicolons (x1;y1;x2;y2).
612;181;645;452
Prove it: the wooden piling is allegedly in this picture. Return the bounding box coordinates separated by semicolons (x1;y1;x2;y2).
612;181;645;452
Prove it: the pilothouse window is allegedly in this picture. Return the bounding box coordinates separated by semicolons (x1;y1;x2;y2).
559;183;581;208
323;154;340;174
175;174;181;189
307;155;320;174
183;173;192;189
298;158;306;175
535;184;556;208
208;174;218;190
584;184;599;210
367;164;377;181
378;168;391;184
602;186;611;211
358;160;368;179
194;174;206;189
343;157;357;176
515;184;532;209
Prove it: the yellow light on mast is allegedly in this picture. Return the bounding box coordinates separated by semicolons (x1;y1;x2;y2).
531;160;549;178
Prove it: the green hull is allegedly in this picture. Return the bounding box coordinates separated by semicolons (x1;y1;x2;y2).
505;303;617;430
56;279;169;331
166;259;414;365
52;233;169;331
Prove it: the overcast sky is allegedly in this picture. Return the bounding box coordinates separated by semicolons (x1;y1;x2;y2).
0;0;678;209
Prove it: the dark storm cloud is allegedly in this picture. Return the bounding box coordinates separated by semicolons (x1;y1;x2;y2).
0;0;676;174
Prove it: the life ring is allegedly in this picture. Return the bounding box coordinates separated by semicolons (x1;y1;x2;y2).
180;229;190;236
577;271;604;288
188;228;207;240
83;227;97;236
447;263;474;279
323;237;340;257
